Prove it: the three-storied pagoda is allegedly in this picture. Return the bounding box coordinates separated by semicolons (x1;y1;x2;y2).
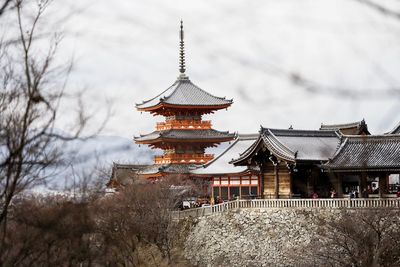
134;21;235;178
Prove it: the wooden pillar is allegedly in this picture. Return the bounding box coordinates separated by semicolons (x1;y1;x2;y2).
289;172;293;198
260;163;265;199
379;173;388;197
337;173;343;197
306;170;313;197
274;164;279;199
330;172;343;197
227;176;230;200
360;172;367;192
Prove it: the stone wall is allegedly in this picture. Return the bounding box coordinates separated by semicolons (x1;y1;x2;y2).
184;208;339;267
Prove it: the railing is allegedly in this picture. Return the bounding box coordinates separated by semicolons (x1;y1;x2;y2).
172;206;212;220
156;120;212;130
172;198;400;220
154;154;214;164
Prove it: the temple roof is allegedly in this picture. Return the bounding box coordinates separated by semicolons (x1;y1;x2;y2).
108;163;150;188
136;76;232;111
137;163;194;176
232;128;341;164
320;119;370;135
191;134;259;175
324;135;400;171
135;129;235;143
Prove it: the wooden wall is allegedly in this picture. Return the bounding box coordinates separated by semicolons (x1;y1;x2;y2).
262;163;291;198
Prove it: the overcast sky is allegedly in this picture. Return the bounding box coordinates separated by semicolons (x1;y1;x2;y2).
48;0;400;138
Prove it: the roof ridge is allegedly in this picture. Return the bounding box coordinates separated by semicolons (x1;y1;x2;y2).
262;129;296;161
237;133;259;140
201;138;240;168
230;135;263;164
261;127;337;137
135;81;177;107
344;134;400;139
320;121;363;128
328;137;348;161
180;78;231;101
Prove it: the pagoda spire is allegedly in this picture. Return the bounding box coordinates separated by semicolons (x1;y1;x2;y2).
179;20;186;75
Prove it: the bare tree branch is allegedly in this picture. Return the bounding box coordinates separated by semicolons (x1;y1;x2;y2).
354;0;400;21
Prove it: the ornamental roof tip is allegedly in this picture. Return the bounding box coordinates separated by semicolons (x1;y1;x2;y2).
320;119;367;130
136;21;233;110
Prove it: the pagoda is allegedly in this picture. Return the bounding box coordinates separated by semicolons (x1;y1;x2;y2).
134;21;235;177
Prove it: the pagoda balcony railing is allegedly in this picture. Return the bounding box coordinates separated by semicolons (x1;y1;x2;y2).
156;120;211;131
154;153;214;164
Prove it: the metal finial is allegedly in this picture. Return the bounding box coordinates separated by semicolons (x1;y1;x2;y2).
179;20;186;74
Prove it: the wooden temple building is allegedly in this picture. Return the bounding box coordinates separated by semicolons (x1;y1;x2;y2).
108;22;400;200
231;124;400;199
191;134;261;200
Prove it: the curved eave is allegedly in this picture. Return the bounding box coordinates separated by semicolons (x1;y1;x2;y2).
191;169;257;178
136;102;232;112
230;136;263;165
261;131;296;163
139;172;163;179
322;166;400;172
135;136;235;145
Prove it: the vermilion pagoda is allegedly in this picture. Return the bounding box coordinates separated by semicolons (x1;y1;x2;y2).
134;21;235;178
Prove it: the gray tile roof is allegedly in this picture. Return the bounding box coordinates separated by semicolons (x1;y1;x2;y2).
136;75;233;109
191;134;259;175
138;164;194;175
108;163;150;186
232;128;341;163
324;135;400;171
135;129;235;142
320;120;364;130
320;119;370;135
261;128;341;162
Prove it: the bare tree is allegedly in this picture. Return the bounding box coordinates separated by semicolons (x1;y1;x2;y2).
0;0;106;251
0;195;99;266
293;209;400;267
95;179;187;266
354;0;400;21
0;0;12;16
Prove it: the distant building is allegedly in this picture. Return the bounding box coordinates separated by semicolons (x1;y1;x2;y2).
191;134;261;200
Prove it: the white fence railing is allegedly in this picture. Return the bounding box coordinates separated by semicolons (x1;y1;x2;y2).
172;198;400;220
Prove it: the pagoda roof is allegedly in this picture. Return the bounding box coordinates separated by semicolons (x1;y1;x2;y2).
135;129;235;143
320;119;370;135
136;75;232;111
323;135;400;172
191;134;259;176
232;127;341;164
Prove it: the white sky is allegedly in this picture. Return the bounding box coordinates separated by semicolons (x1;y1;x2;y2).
45;0;400;138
